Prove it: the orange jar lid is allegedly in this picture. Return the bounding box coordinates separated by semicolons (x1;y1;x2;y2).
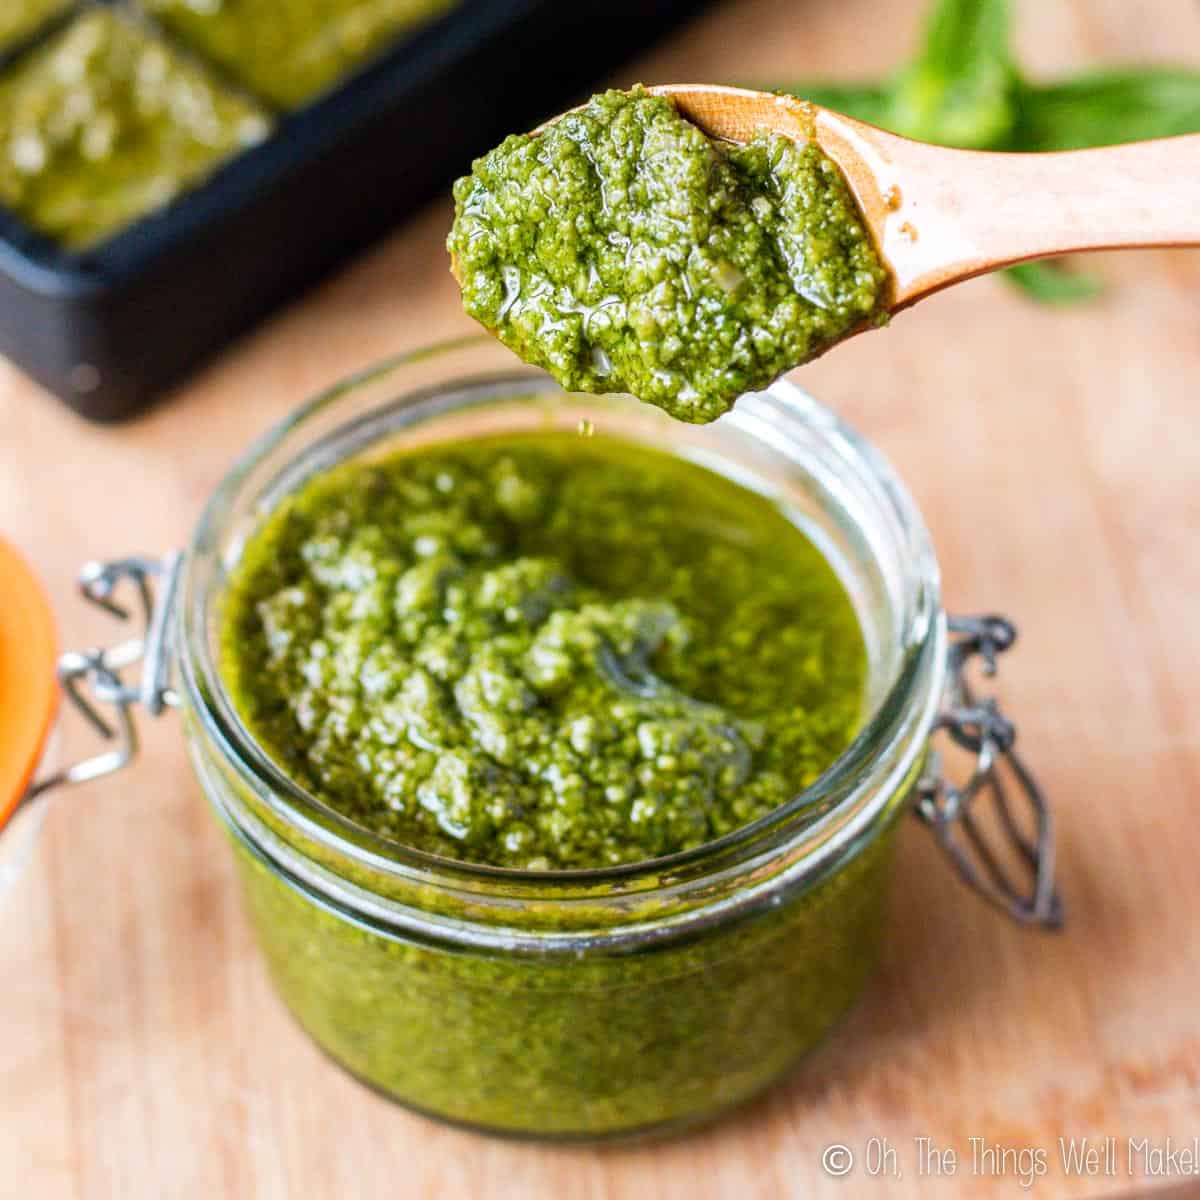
0;538;59;828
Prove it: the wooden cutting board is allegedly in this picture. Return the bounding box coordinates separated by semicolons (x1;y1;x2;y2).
3;1;1198;1196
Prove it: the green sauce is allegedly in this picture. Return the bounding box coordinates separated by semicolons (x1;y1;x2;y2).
0;9;270;250
221;432;865;870
0;0;68;54
448;88;888;424
145;0;460;109
232;797;902;1135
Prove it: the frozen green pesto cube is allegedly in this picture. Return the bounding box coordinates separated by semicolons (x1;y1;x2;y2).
143;0;460;110
0;8;271;250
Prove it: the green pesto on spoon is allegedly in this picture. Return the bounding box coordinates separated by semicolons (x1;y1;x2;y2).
449;84;1200;424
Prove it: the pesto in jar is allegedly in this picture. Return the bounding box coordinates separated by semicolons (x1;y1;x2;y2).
221;432;866;869
0;9;271;250
231;790;903;1135
144;0;460;109
448;88;888;423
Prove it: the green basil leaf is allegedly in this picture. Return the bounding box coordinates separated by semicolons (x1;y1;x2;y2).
768;83;892;127
884;0;1020;149
912;0;1013;75
1003;261;1105;304
760;2;1200;308
1015;69;1200;150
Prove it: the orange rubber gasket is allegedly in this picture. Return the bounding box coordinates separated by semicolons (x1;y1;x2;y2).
0;538;59;829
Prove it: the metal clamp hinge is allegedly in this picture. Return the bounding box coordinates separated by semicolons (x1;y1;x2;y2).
20;552;184;811
915;615;1064;930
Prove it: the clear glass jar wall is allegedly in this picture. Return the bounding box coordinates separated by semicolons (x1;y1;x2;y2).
176;339;945;1137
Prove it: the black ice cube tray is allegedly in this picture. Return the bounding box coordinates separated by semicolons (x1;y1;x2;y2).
0;0;708;421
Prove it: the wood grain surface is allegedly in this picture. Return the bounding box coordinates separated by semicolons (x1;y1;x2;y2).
3;2;1199;1196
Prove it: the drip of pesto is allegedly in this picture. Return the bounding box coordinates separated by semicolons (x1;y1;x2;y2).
221;432;866;870
448;87;888;424
144;0;461;110
0;9;271;250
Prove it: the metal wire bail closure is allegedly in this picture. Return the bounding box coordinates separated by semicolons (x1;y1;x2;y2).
18;553;183;812
7;557;1063;933
915;615;1064;930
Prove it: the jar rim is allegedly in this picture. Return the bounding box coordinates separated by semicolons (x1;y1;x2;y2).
177;337;945;913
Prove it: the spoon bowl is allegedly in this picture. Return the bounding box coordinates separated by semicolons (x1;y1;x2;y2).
455;84;1200;383
646;84;1200;314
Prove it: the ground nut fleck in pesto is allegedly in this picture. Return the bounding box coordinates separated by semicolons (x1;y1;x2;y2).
447;87;888;423
0;9;271;250
221;433;866;869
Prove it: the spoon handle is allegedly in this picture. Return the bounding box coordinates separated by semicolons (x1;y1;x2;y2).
852;129;1200;306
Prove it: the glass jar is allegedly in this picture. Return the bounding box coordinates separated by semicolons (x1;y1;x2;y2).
4;337;1061;1139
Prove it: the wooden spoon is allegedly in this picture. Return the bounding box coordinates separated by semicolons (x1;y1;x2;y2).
603;85;1200;314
